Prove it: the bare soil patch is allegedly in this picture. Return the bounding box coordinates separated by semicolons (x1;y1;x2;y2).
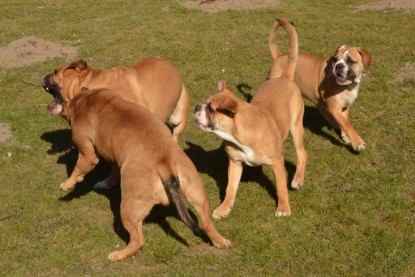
183;0;279;13
394;64;415;83
0;36;77;68
355;0;415;12
0;123;13;144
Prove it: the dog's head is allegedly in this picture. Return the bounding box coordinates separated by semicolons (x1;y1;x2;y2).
40;60;90;117
194;81;239;138
331;45;372;85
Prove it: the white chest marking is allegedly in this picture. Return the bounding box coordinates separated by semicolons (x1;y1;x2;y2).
341;85;359;107
213;130;257;165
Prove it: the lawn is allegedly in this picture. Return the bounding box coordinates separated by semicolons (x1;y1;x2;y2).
0;0;414;276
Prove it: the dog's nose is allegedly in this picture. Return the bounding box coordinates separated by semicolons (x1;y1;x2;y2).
335;63;345;75
40;76;46;86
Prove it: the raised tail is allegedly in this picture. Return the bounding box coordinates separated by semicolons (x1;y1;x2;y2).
268;18;299;81
160;173;202;235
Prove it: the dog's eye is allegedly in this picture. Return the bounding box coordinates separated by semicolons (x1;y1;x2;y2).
53;69;58;74
207;104;214;113
347;58;356;65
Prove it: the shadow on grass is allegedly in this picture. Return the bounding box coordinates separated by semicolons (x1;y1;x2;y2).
183;141;299;207
302;105;359;154
94;187;211;247
41;129;211;247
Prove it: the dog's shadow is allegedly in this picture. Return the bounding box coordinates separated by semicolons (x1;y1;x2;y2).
41;129;211;247
183;141;299;207
302;105;358;154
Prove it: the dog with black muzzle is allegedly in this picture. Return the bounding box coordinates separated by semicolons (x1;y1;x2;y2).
269;27;373;152
40;57;190;189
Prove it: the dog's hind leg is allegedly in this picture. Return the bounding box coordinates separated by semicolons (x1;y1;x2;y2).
107;182;154;261
169;85;190;143
178;167;231;249
290;102;307;189
272;154;291;217
107;203;151;261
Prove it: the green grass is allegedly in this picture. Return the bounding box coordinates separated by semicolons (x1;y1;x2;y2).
1;0;415;275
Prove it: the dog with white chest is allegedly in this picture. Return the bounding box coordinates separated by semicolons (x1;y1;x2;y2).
195;19;307;218
268;25;373;152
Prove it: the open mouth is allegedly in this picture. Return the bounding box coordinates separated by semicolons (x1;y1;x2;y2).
335;75;353;85
40;77;64;116
194;119;213;132
47;98;63;115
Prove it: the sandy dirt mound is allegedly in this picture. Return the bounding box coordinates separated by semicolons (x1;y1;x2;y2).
0;36;77;69
0;123;13;144
356;0;415;12
394;64;415;83
183;0;279;13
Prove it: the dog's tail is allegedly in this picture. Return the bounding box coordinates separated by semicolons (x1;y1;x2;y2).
158;167;202;235
268;18;299;80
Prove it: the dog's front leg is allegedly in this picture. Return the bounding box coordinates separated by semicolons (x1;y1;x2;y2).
212;159;243;219
273;155;291;216
59;146;99;191
328;107;366;152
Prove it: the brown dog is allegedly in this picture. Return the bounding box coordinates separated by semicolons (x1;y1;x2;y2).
268;24;373;152
194;19;307;218
41;57;190;188
61;88;230;261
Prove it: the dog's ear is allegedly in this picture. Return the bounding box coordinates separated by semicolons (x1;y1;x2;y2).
217;80;227;92
217;80;235;95
67;60;89;72
333;45;347;56
357;48;373;68
218;98;237;118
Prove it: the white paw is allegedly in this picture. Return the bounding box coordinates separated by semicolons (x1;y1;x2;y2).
354;143;366;152
212;207;231;219
291;181;302;190
275;211;289;217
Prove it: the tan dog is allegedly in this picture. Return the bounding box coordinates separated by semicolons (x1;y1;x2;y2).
61;88;230;261
194;19;307;218
268;24;373;152
41;57;190;188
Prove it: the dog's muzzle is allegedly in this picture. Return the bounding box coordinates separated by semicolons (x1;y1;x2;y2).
333;62;355;85
194;104;214;132
40;74;64;116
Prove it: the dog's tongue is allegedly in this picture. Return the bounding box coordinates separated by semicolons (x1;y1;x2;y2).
47;101;63;115
195;121;212;132
336;76;352;85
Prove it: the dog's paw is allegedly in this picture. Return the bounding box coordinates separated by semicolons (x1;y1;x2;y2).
353;142;366;152
108;251;124;262
291;180;303;190
213;237;232;249
275;206;291;217
59;181;75;191
212;206;231;219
